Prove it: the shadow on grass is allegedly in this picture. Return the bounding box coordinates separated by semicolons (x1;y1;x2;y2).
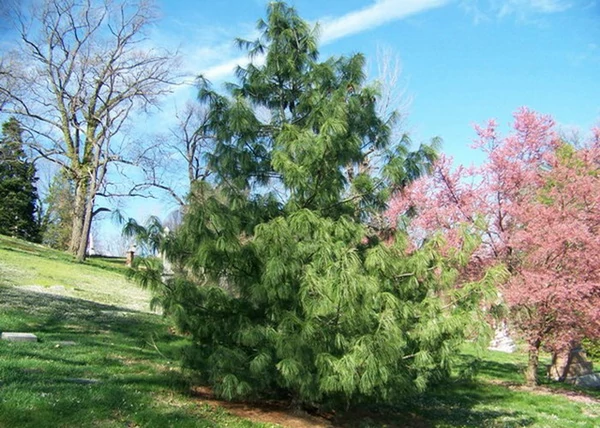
0;380;219;428
0;286;157;334
330;355;541;427
471;359;528;385
0;286;224;427
407;380;536;427
329;378;536;427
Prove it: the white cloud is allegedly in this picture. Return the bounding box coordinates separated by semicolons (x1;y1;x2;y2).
459;0;491;24
204;53;264;81
320;0;449;43
498;0;571;17
199;0;450;82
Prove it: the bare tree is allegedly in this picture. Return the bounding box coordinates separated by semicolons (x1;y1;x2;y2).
373;45;413;142
1;0;178;261
132;101;214;207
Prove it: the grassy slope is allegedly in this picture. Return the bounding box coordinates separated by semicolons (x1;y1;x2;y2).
0;234;599;427
0;235;152;311
0;235;273;428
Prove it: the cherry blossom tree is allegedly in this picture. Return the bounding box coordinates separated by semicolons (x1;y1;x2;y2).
387;108;600;385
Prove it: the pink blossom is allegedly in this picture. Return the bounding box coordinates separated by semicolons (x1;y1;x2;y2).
386;108;600;353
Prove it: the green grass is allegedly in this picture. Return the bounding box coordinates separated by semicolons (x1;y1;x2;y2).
0;235;274;427
1;234;599;427
328;348;599;427
0;235;152;311
0;287;276;428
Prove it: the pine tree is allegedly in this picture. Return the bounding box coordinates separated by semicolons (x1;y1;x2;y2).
132;2;501;407
0;117;40;241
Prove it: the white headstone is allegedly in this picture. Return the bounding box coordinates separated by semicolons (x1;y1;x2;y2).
488;322;516;353
88;234;96;256
1;332;38;342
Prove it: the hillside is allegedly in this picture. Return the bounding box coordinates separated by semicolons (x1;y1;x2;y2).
0;235;153;312
0;235;599;427
0;235;276;427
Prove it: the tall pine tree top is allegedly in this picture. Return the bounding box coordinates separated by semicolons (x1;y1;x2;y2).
0;117;41;241
198;1;436;223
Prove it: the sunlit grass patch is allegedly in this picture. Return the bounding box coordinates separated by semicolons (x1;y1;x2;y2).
0;234;152;311
0;286;271;428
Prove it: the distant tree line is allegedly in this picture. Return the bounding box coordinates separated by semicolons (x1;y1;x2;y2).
0;117;41;241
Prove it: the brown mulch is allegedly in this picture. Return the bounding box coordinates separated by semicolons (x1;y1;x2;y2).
190;386;430;428
191;386;333;427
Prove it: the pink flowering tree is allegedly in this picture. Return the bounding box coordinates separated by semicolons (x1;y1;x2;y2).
387;108;600;385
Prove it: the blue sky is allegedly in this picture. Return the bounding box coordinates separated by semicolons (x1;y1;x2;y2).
151;0;599;164
116;0;598;226
6;0;599;252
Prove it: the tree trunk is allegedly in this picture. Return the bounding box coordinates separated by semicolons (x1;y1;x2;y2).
525;339;541;386
75;186;96;262
69;179;87;254
548;349;572;382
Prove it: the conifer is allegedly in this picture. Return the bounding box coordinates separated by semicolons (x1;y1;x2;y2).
133;2;500;407
0;118;40;241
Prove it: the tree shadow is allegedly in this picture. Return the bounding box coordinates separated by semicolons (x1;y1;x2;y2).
0;287;227;427
0;378;218;428
405;380;536;427
0;286;159;335
473;359;527;384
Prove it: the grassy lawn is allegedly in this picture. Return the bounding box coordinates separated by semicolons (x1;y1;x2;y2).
0;235;152;311
0;287;277;428
0;234;599;427
0;236;273;427
410;354;600;427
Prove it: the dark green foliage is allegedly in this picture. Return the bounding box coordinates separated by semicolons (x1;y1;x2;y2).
131;2;501;408
582;338;600;362
0;117;40;241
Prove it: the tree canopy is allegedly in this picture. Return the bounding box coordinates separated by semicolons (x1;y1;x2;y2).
130;2;500;408
0;117;40;241
387;108;600;385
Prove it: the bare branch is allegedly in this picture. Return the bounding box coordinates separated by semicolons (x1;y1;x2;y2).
1;0;178;260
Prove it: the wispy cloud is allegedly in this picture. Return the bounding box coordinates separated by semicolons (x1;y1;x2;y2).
201;0;449;82
461;0;572;23
319;0;449;43
498;0;571;18
203;53;264;81
459;0;491;24
157;0;451;128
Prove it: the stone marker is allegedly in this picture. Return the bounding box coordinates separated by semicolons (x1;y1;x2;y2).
65;378;100;384
572;373;600;389
126;244;137;267
55;341;77;346
1;332;38;342
488;322;516;353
